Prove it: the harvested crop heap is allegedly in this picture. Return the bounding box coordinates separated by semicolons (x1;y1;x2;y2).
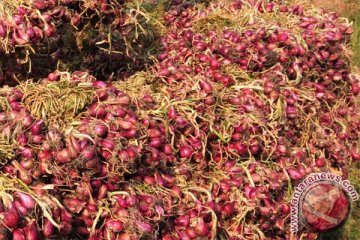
0;0;159;86
0;0;359;239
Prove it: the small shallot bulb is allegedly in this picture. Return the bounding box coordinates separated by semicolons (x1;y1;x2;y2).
179;144;193;159
42;219;54;238
288;168;302;180
12;228;25;240
105;219;123;233
195;217;209;237
94;122;108;138
135;221;152;234
1;210;20;228
30;120;44;135
48;72;60;82
15;192;36;209
24;221;38;240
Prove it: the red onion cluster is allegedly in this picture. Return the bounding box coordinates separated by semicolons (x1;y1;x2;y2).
0;0;159;85
0;73;167;238
0;1;60;48
0;0;359;239
145;0;359;238
0;0;68;85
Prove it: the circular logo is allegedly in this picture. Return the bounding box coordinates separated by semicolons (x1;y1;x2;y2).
299;182;351;232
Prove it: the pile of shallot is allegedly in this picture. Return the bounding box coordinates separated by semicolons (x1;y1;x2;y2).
0;0;359;239
0;0;159;86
